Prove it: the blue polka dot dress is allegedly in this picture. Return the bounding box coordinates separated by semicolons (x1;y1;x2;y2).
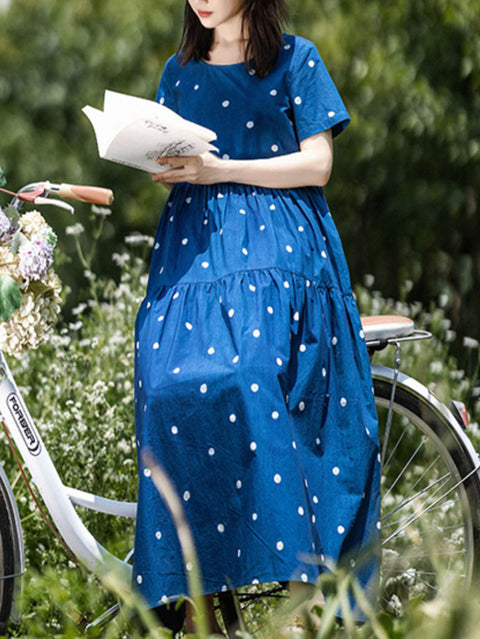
133;34;381;608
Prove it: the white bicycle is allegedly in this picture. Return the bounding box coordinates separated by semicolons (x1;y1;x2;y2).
0;181;480;635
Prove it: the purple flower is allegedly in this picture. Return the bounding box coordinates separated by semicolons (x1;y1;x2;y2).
18;238;54;281
0;209;15;244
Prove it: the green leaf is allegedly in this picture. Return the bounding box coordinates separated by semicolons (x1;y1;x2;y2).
0;275;22;322
0;167;5;188
3;205;19;226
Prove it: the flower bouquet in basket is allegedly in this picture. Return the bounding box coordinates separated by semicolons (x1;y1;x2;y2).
0;187;61;356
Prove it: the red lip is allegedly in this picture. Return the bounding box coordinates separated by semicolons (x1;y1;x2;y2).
198;10;213;18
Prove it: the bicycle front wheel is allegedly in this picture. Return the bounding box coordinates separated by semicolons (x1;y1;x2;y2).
0;464;23;633
373;364;480;614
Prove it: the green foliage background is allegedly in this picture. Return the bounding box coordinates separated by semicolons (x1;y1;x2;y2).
0;0;479;341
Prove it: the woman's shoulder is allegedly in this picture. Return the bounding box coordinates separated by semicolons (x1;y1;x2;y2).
281;34;323;73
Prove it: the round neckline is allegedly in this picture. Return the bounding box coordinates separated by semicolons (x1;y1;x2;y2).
199;58;246;68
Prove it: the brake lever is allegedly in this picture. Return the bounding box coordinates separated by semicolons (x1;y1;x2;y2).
33;197;75;215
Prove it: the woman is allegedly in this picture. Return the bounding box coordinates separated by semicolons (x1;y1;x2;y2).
134;0;380;632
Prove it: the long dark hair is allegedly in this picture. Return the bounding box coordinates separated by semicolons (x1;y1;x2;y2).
177;0;289;78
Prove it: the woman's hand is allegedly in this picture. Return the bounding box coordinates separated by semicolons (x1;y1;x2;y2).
152;152;226;186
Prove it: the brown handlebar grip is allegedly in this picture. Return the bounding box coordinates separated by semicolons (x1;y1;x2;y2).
58;184;114;206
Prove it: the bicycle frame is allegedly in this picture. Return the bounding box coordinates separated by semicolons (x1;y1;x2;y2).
0;349;134;588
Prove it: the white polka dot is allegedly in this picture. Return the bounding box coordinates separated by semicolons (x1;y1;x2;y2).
293;312;300;321
298;225;304;232
155;531;162;540
272;411;280;420
161;596;168;604
286;244;293;253
181;238;188;246
138;380;143;388
194;84;199;90
274;474;282;484
332;336;338;346
250;383;259;393
378;453;382;463
312;515;316;523
217;523;225;533
208;347;215;355
171;426;179;435
143;468;151;478
267;306;274;314
159;97;165;104
222;100;230;108
230;414;237;423
239;208;246;215
337;525;345;535
328;110;336;118
270;89;278;96
321;250;327;259
236;480;242;489
169;216;174;222
158;315;164;322
252;513;258;521
299;401;306;411
136;575;143;584
183;491;191;502
313;495;319;503
228;308;235;318
332;466;340;476
294;96;302;105
340;397;347;407
365;427;370;436
276;541;284;551
308;60;315;68
200;383;208;394
185;322;193;331
259;224;266;231
253;329;261;338
284;44;291;50
185;196;192;204
217;193;224;199
153;342;159;350
359;329;365;339
250;441;257;451
242;248;248;256
322;368;327;377
237;549;242;557
186;561;193;572
301;573;308;582
249;284;256;292
269;204;276;211
271;144;279;152
283;281;290;289
376;521;381;530
246;121;254;129
298;506;305;516
175;80;180;87
208;447;215;456
232;355;240;364
248;68;256;75
276;357;283;366
252;579;259;584
146;302;151;309
222;154;230;160
299;344;307;353
292;440;297;449
201;261;210;269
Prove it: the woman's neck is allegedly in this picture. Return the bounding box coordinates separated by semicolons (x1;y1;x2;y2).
209;13;248;65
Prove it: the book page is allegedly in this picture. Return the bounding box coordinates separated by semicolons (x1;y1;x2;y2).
104;118;217;173
83;90;218;173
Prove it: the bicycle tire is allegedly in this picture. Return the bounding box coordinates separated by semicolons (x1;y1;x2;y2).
372;364;480;613
0;465;24;634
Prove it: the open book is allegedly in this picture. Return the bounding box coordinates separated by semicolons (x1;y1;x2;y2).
82;90;218;173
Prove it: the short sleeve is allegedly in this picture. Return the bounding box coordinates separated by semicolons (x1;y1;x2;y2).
287;38;350;142
154;56;177;111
